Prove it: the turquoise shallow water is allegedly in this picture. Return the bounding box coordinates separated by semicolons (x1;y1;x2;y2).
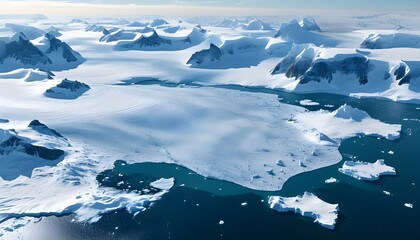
18;84;420;239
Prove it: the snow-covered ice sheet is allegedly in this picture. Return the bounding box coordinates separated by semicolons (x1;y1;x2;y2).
268;192;339;229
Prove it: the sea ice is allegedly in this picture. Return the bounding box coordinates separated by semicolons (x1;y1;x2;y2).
268;192;339;229
150;178;175;190
325;177;338;184
338;160;396;181
299;99;320;106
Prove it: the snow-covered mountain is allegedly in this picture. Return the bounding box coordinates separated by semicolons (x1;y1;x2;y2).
85;24;107;33
242;19;273;31
99;28;137;42
274;18;337;46
114;27;208;51
149;19;169;27
361;33;420;49
187;37;271;68
270;43;420;99
271;44;371;85
0;120;68;180
187;43;222;65
127;21;147;27
391;61;420;85
0;26;85;72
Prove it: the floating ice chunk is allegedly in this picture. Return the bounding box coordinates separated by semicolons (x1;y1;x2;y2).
325;177;338;184
299;99;320;106
383;191;391;195
296;104;401;141
219;220;224;225
241;202;248;206
268;192;339;229
388;151;394;155
404;203;413;208
338;160;396;181
149;178;175;190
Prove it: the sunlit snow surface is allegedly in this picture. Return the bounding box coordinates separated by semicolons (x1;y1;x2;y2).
0;13;417;235
269;192;339;229
338;160;396;181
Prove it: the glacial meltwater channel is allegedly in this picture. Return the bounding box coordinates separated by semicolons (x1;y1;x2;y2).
17;83;420;240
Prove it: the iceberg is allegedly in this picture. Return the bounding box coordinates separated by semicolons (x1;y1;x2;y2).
268;192;339;229
338;160;396;181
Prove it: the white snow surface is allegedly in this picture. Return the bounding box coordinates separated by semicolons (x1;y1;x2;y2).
404;203;414;208
338;160;396;181
0;14;416;235
325;177;338;184
295;104;401;141
0;69;50;82
268;192;339;229
150;178;175;190
299;99;320;106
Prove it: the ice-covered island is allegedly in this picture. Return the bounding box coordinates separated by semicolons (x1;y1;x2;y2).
338;160;396;181
268;192;339;229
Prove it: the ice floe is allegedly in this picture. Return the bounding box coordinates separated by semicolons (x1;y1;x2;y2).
268;192;339;229
150;178;175;190
338;160;396;181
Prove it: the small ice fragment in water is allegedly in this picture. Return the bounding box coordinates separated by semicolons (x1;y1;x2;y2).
404;203;413;208
325;177;338;184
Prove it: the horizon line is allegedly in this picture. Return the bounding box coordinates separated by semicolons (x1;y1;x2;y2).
0;1;410;17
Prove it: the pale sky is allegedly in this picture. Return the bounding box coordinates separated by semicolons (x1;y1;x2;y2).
1;0;419;16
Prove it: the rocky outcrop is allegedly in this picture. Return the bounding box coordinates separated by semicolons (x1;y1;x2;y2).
186;43;222;66
272;44;372;85
45;78;90;99
0;31;85;71
1;33;51;66
44;33;82;63
391;61;420;85
28;120;64;138
0;125;65;161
